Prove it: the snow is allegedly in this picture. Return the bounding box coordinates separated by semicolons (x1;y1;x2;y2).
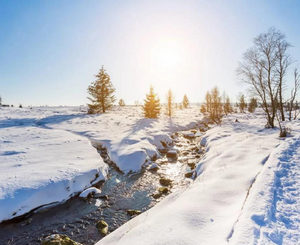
1;106;300;244
0;114;108;222
167;149;178;154
148;163;159;170
36;106;204;174
229;134;300;244
96;111;292;245
0;106;204;223
183;132;195;138
79;187;102;198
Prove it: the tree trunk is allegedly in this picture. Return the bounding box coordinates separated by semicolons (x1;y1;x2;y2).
279;80;285;121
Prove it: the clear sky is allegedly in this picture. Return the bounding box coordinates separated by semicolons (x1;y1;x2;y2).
0;0;300;106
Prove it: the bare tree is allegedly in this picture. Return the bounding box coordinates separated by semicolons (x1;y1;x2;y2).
295;101;300;120
238;93;246;113
287;68;300;120
205;91;211;113
248;97;258;113
275;33;292;121
223;96;233;115
237;28;291;128
200;104;206;113
204;87;222;122
221;92;232;115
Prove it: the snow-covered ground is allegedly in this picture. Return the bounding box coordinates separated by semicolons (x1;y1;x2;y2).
229;133;300;244
0;107;108;222
1;106;300;244
0;106;204;223
36;106;204;173
96;110;300;245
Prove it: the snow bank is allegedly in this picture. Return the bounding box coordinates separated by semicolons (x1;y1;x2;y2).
79;187;102;198
96;111;282;245
37;106;205;174
0;107;108;222
0;106;203;222
229;134;300;244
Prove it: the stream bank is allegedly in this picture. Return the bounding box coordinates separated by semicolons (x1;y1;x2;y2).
0;127;207;245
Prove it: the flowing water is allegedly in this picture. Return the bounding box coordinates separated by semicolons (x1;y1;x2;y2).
0;129;205;245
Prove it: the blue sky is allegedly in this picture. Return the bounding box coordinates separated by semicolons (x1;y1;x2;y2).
0;0;300;106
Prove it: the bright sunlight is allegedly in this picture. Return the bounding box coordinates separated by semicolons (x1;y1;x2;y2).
150;40;184;70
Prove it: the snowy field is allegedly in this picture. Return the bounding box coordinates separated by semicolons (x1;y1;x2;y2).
1;106;300;244
0;106;204;223
96;110;300;245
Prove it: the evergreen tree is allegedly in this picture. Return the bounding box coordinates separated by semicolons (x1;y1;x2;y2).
0;95;1;105
182;94;189;109
87;66;116;114
142;86;161;118
165;89;175;117
118;98;125;106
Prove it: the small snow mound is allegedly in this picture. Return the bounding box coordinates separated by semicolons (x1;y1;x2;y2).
149;163;159;171
183;132;195;138
168;148;179;154
166;148;179;159
195;132;202;137
79;187;101;198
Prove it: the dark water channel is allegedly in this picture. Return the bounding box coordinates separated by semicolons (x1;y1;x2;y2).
0;129;205;245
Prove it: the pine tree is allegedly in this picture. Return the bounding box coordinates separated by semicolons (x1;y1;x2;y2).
0;95;2;105
142;86;161;118
118;98;125;106
87;66;116;114
182;94;189;109
165;89;175;117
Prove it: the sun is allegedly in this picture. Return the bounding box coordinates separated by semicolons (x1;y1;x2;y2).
151;40;183;69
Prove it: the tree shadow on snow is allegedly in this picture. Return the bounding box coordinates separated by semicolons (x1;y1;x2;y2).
0;118;38;128
129;118;156;133
0;114;88;129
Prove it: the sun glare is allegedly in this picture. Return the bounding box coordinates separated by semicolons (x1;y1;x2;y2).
151;40;184;69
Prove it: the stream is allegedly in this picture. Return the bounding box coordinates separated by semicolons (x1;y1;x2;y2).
0;128;206;245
